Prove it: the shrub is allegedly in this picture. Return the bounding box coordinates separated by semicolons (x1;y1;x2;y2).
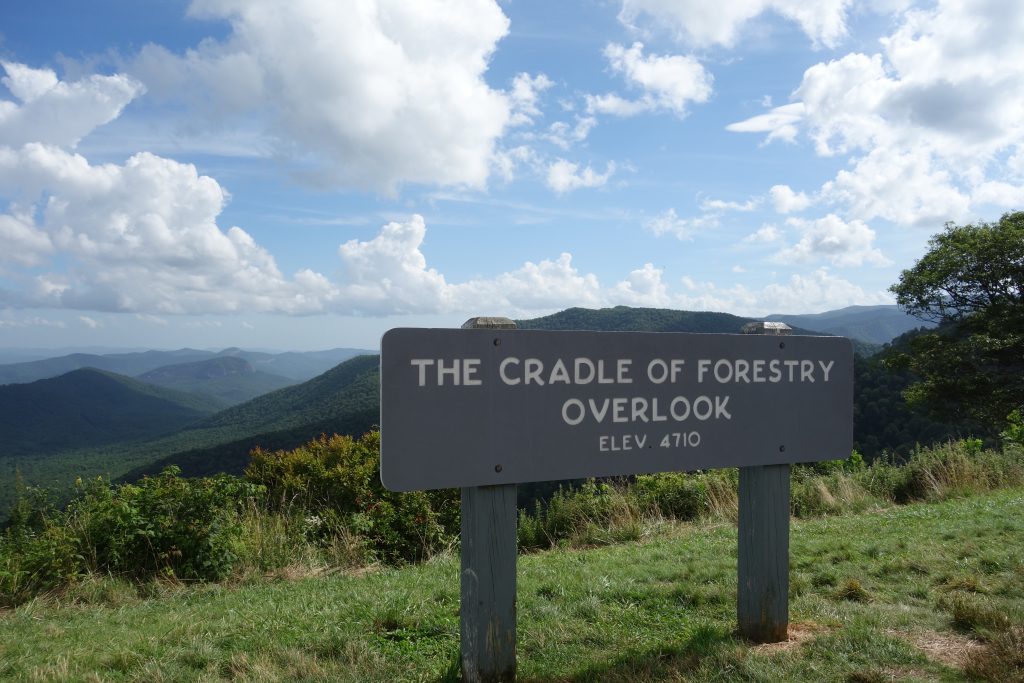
0;467;261;605
1002;410;1024;449
246;432;459;564
518;480;646;551
632;469;738;522
66;467;261;581
633;472;705;521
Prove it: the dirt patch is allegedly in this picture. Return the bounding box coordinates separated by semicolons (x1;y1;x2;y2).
888;628;983;668
750;621;832;655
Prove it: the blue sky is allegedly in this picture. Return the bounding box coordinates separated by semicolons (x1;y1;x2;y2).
1;0;1022;350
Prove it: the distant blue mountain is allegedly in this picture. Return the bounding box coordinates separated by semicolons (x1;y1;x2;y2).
0;347;372;386
763;305;934;345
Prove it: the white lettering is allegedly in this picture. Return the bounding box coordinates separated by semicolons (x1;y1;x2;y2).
715;395;731;419
631;397;650;423
697;359;712;382
647;358;668;383
437;359;459;386
670;396;691;421
714;359;732;383
499;357;520;385
463;358;482;386
549;359;570;384
671;359;685;383
784;359;800;381
410;359;433;387
617;358;633;384
651;397;667;422
612;397;629;423
575;358;595;384
752;359;766;383
734;359;750;383
524;358;544;385
801;359;814;382
819;359;834;382
562;398;585;425
693;396;713;420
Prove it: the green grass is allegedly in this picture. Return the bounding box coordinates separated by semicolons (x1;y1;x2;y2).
2;488;1023;681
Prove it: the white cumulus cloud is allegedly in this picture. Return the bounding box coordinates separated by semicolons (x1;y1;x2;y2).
774;214;890;267
587;42;712;117
769;185;812;213
674;268;891;316
741;224;783;244
725;102;805;144
0;62;143;148
618;0;853;49
546;159;616;194
0;143;336;314
645;208;718;240
508;72;554;126
610;263;673;306
727;0;1024;226
129;0;513;193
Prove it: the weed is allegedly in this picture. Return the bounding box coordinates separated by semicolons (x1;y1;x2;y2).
836;578;872;602
964;625;1024;681
940;593;1012;634
812;571;838;588
940;574;985;593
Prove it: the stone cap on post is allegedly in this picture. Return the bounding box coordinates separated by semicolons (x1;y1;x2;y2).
462;316;517;330
742;321;792;336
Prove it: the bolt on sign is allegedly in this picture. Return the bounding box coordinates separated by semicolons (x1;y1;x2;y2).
380;329;853;492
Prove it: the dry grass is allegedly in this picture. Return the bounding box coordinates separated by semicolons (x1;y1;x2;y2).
889;628;984;668
749;621;832;655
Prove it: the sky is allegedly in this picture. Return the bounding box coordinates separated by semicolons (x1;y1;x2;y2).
0;0;1022;351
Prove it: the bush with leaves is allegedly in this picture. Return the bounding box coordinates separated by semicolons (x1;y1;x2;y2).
0;467;260;605
65;467;262;581
245;432;459;563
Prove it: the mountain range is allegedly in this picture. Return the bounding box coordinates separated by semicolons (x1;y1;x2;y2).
0;304;932;516
763;305;934;345
0;346;372;386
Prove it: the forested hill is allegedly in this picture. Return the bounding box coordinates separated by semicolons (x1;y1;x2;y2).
517;307;765;333
0;346;372;386
136;356;297;406
517;306;828;339
0;349;214;385
764;305;933;345
0;355;380;516
516;306;881;355
121;354;381;479
0;368;222;457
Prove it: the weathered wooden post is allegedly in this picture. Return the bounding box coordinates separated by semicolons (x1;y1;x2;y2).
738;321;791;643
460;316;518;682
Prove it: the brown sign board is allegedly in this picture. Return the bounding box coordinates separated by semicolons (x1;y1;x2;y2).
380;328;853;492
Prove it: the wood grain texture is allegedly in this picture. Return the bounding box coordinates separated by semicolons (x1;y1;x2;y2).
461;483;518;682
460;315;518;682
737;463;790;643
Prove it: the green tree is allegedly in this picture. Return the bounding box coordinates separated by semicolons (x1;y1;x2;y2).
889;211;1024;429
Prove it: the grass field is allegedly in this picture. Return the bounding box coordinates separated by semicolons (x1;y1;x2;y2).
2;487;1022;681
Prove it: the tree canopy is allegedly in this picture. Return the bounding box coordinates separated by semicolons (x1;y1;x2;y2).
889;212;1024;429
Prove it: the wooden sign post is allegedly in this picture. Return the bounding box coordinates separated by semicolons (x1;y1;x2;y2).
460;317;518;683
380;318;852;677
738;322;792;643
